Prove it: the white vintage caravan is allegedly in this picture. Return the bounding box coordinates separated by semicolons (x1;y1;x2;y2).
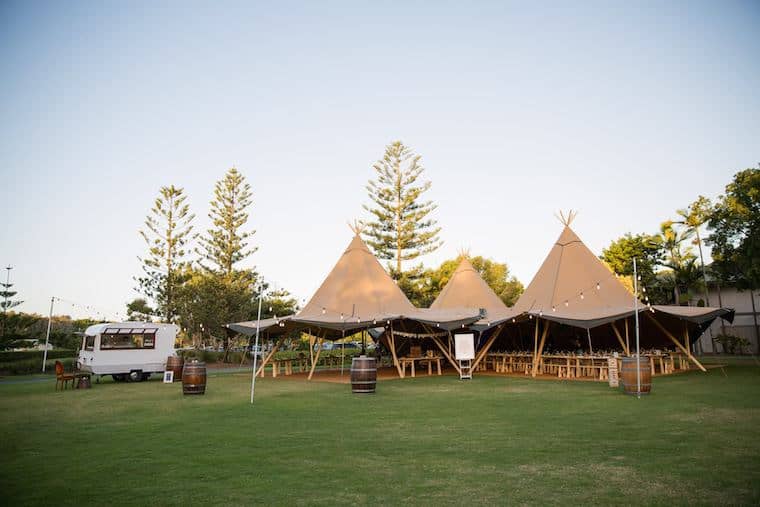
77;322;179;381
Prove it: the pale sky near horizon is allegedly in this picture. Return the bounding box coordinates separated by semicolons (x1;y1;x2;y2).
1;1;759;320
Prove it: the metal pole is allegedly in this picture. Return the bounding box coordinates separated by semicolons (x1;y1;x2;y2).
633;258;641;398
250;283;264;404
42;297;54;372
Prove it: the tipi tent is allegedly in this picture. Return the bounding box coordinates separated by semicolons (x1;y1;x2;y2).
229;231;481;378
429;256;520;368
512;215;733;374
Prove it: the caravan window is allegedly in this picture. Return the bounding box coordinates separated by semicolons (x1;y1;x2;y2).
84;335;95;351
100;328;157;350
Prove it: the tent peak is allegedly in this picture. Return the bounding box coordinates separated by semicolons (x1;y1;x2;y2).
457;247;471;258
554;209;578;227
348;219;365;235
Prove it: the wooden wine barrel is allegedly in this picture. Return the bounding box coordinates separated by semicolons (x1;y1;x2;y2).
620;357;651;395
350;356;377;394
182;360;207;395
166;355;184;382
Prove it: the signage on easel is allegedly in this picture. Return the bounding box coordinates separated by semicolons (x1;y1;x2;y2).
608;356;619;387
455;333;475;360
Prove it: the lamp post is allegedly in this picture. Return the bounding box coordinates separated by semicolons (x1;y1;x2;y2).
250;280;265;404
633;258;641;398
42;297;55;372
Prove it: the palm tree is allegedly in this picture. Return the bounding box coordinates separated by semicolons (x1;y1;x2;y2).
674;196;712;305
660;221;696;304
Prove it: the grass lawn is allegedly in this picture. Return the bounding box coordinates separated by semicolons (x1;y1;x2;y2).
2;365;759;506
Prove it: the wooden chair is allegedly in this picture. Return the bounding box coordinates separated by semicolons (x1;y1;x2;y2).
55;361;75;391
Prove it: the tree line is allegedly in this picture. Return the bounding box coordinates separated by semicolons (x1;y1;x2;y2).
600;166;760;305
1;148;755;354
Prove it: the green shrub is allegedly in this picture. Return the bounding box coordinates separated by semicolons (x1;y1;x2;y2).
715;334;751;354
0;357;75;376
0;350;76;362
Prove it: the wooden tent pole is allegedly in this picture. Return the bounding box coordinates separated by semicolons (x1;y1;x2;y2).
610;322;630;355
431;332;461;375
624;318;630;354
644;312;706;372
532;321;550;377
308;333;326;380
533;318;539;367
388;325;404;378
471;324;504;371
255;337;283;377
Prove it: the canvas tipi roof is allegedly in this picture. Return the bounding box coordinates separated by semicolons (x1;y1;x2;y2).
430;256;517;328
229;232;482;336
513;225;637;328
293;233;416;329
513;222;733;329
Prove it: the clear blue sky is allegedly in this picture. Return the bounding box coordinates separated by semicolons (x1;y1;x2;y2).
1;1;758;320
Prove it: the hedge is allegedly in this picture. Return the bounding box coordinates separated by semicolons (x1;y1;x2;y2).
0;357;76;376
0;349;76;362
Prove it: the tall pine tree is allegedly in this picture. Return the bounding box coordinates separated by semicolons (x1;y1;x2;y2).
363;141;442;275
136;185;195;322
1;267;23;341
196;167;256;277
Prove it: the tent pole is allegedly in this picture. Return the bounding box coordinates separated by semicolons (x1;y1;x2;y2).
624;318;630;356
611;322;630;355
644;312;706;372
430;333;461;375
533;318;539;369
587;328;593;354
471;324;504;371
255;336;283;378
532;321;550;377
388;323;404;378
308;333;326;380
340;329;345;376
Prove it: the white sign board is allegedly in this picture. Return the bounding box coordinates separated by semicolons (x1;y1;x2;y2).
454;333;475;360
607;357;619;388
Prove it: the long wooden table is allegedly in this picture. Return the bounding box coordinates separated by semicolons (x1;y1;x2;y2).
486;352;689;380
399;356;442;378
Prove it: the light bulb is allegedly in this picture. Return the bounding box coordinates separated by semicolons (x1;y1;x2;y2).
529;315;533;319
322;307;326;314
552;306;556;312
539;311;543;317
340;313;344;320
564;300;569;307
512;318;516;323
580;292;584;300
596;283;600;290
373;319;377;325
642;287;647;293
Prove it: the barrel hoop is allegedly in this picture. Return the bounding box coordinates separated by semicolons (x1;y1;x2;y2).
351;380;377;384
350;368;377;372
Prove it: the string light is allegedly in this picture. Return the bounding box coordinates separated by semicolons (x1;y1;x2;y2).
552;306;556;312
564;300;569;307
596;282;600;290
322;307;326;314
512;318;516;323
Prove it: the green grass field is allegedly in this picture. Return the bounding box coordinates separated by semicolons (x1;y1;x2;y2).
2;365;759;506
